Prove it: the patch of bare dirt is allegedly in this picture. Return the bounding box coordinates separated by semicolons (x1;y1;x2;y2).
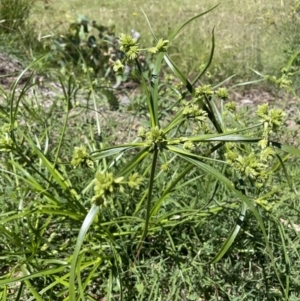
0;52;32;87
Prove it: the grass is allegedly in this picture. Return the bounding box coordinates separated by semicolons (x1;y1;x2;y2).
0;0;34;34
0;1;300;300
29;0;298;84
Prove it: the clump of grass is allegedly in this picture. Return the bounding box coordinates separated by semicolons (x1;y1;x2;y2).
0;0;34;34
0;0;45;59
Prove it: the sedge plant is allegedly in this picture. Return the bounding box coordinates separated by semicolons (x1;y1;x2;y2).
68;6;300;300
1;5;300;301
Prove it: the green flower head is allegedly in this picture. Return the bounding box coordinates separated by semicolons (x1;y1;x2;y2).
182;102;208;122
183;140;196;151
225;101;236;112
127;45;139;60
128;173;144;190
93;172;124;205
119;33;139;60
0;135;13;151
256;103;269;117
161;162;170;171
138;126;147;139
225;149;239;164
113;60;125;73
71;145;94;169
216;87;229;100
146;126;166;144
119;33;138;52
257;104;286;132
268;108;286;130
148;38;169;53
0;122;17;152
195;85;214;99
234;153;266;180
260;147;275;162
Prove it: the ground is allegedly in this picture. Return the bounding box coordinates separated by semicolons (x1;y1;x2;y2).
0;52;31;87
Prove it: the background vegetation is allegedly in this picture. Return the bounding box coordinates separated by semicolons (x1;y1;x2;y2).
27;0;300;86
0;0;300;300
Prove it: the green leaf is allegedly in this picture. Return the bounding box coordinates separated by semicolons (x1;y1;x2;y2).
275;154;300;199
118;147;150;177
272;216;290;299
163;109;186;134
69;204;100;300
192;28;215;85
164;55;193;94
273;142;300;157
36;207;83;221
141;9;158;42
91;144;143;161
136;149;159;256
167;131;262;145
203;134;262;142
0;266;67;286
24;134;73;192
210;202;247;263
285;50;300;71
168;4;220;43
21;265;44;301
150;52;165;126
10;55;47;126
230;78;265;88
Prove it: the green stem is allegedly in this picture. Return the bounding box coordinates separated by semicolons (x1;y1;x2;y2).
135;147;159;261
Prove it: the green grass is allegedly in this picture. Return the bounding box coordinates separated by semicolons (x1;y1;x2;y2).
29;0;299;84
0;0;34;34
1;1;300;300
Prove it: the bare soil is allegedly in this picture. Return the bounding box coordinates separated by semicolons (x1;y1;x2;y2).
0;52;32;87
